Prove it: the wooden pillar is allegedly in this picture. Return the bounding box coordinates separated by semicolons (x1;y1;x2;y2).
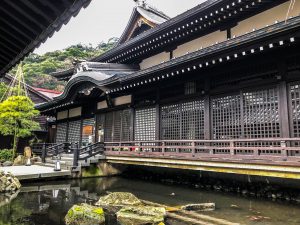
79;117;83;147
204;79;211;140
279;81;290;138
155;88;160;141
278;61;290;139
204;79;212;154
130;108;135;141
66;110;70;143
278;60;290;156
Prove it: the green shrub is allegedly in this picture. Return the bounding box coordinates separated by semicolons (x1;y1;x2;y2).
0;149;14;162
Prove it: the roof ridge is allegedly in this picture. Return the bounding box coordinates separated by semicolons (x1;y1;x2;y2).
139;2;170;20
93;0;221;62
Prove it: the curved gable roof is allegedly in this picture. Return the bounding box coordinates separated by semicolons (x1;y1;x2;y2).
118;3;170;45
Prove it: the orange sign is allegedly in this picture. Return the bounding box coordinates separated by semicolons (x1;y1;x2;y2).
82;125;93;135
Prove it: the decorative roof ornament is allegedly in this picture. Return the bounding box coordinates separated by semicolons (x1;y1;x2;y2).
134;0;146;7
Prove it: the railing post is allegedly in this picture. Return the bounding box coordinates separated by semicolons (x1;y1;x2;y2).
281;141;287;157
73;145;79;167
89;145;92;156
162;141;165;155
230;141;235;155
42;143;46;163
191;141;195;157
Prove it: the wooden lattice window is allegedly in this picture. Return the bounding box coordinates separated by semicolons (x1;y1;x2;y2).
161;100;204;140
212;87;281;154
243;87;280;138
121;109;132;141
103;109;132;142
56;122;67;143
182;100;205;140
113;110;122;142
161;103;181;140
104;112;114;142
290;83;300;138
68;120;81;143
135;107;157;141
212;94;241;140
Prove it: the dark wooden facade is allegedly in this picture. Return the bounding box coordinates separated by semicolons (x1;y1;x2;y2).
37;0;300;163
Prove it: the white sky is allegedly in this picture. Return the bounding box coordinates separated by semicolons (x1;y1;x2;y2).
34;0;203;55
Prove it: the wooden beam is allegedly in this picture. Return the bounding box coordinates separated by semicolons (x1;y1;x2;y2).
0;36;23;53
20;0;54;24
0;26;28;46
0;6;40;37
0;41;20;56
0;16;34;41
4;0;46;30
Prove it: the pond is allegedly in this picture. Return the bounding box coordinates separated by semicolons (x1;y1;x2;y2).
0;177;300;225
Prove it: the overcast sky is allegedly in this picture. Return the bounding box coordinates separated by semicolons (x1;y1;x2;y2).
34;0;203;55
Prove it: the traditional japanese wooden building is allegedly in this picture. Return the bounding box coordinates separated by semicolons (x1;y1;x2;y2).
37;0;300;178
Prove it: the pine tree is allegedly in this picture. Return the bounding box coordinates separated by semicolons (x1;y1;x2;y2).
0;65;40;159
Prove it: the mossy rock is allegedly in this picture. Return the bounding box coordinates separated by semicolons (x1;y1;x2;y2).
117;206;166;225
65;203;105;225
96;192;142;208
0;171;21;193
13;155;26;166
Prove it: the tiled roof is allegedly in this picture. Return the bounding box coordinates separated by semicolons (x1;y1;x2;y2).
0;0;92;77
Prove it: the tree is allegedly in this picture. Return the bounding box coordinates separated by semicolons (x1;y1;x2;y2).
0;96;40;159
9;39;119;91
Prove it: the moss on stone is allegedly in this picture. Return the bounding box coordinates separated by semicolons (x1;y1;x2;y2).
96;192;142;207
117;206;166;225
92;208;104;215
81;164;103;178
65;203;105;225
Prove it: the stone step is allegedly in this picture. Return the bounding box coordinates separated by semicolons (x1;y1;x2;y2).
60;156;74;161
60;153;74;158
35;162;68;170
45;159;73;165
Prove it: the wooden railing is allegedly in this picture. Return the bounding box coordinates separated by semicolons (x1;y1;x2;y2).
34;142;105;166
104;138;300;162
71;142;104;167
32;143;56;155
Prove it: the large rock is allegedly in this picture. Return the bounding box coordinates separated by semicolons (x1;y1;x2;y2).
2;161;13;167
0;190;19;207
117;206;166;225
96;192;142;207
31;156;41;163
13;155;26;166
0;171;21;193
65;203;105;225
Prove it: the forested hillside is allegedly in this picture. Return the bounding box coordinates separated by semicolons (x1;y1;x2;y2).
10;38;118;91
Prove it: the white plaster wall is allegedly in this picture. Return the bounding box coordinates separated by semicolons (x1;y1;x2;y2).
69;107;82;118
57;110;68;120
97;101;108;110
173;31;227;58
232;1;300;37
113;95;132;106
139;51;170;69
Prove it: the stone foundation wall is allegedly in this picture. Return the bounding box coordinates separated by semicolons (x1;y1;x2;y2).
75;161;127;178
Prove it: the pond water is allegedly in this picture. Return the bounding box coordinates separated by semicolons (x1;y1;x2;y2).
0;177;300;225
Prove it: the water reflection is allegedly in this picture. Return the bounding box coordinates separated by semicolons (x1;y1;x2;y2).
0;177;299;225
